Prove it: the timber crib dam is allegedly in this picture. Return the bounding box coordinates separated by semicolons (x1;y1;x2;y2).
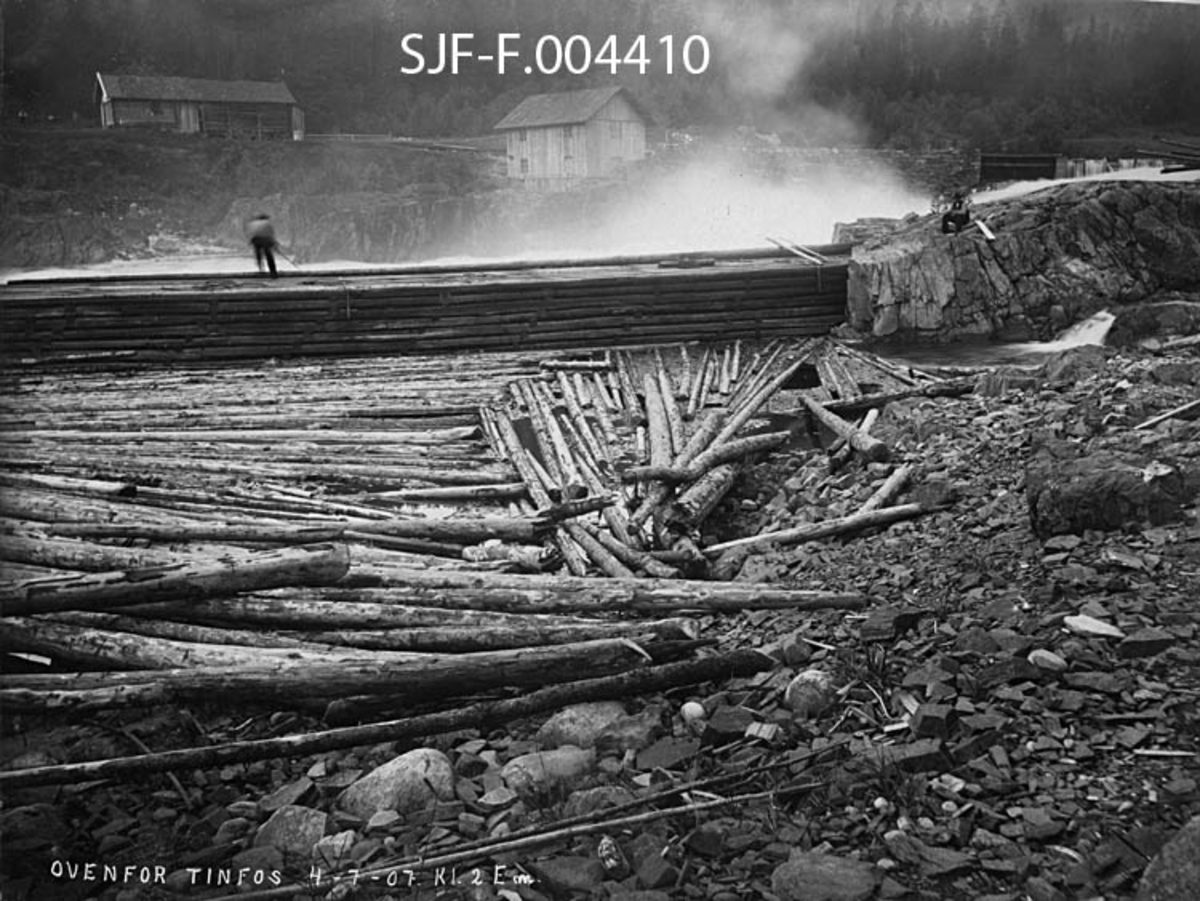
0;246;850;367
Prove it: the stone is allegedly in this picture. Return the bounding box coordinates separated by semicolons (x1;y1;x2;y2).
1028;649;1068;672
313;830;356;869
259;777;314;813
914;701;955;736
500;745;595;797
535;701;627;749
635;850;678;890
563;785;636;819
884;831;974;876
528;856;607;895
253;805;328;858
1064;614;1125;639
702;705;758;743
1025;441;1197;537
213;816;255;845
365;810;400;832
230;846;283;880
636;736;701;771
1117;627;1175;659
595;706;667;755
337;748;455;819
785;669;837;718
1138;815;1200;901
0;804;70;853
770;851;881;901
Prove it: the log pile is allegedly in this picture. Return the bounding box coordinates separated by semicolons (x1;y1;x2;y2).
0;336;959;781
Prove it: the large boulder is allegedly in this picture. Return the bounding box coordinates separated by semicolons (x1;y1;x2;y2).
337;748;456;819
1138;815;1200;901
1025;439;1197;537
847;181;1200;342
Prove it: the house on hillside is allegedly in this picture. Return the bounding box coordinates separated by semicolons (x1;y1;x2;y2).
94;73;304;140
494;86;651;189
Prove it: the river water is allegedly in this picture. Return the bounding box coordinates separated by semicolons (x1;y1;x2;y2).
874;311;1117;370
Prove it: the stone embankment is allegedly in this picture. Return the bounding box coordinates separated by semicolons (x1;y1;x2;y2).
845;181;1200;342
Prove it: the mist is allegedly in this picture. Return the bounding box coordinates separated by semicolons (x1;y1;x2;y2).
567;151;928;256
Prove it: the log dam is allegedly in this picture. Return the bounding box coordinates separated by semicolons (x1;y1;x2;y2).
0;246;850;367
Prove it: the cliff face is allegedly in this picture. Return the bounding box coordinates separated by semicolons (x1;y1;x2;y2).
846;180;1200;342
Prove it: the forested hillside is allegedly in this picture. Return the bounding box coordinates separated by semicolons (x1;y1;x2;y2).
3;0;1198;151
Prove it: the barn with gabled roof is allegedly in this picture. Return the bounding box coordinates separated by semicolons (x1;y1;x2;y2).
94;73;304;140
494;86;650;188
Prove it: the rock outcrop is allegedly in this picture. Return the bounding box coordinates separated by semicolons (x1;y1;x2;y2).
847;180;1200;342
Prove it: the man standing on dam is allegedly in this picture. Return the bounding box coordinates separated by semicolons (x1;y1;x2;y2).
247;213;279;278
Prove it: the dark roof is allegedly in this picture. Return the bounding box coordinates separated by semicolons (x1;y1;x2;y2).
494;86;650;131
96;73;298;106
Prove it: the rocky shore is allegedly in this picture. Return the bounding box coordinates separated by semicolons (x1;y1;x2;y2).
846;180;1200;343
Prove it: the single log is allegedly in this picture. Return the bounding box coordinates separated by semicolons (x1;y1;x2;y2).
0;638;652;712
829;408;879;471
0;532;184;572
857;464;913;515
254;570;869;614
655;351;685;453
364;482;528;502
291;618;696;653
0;650;773;787
643;373;674;466
798;393;891;463
1133;397;1200;431
0;616;400;670
0;543;351;616
821;375;976;418
704;503;933;555
48;523;347;543
622;431;790;484
686;347;712;418
7;426;480;445
126;596;620;630
672;463;740;527
45;611;327;649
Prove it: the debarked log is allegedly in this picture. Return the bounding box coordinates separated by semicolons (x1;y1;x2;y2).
704;503;934;555
0;638;653;713
288;618;697;653
328;568;869;613
0;531;187;573
798;393;891;463
621;431;790;484
0;543;351;616
0;650;774;787
0;616;409;670
49;514;555;545
671;463;741;527
820;375;977;418
125;596;655;631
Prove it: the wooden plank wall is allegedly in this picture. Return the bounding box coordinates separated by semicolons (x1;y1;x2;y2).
0;256;849;368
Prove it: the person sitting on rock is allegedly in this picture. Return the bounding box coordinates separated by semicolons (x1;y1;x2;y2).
247;213;279;278
941;192;971;235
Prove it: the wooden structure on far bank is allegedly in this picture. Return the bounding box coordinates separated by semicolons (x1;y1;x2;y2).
94;73;304;140
495;86;650;190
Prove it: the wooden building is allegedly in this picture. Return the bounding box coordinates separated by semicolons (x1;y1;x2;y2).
94;73;304;140
494;86;650;189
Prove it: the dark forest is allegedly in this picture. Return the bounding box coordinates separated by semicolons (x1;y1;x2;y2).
2;0;1198;150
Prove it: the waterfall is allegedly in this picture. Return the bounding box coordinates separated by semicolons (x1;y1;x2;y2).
1051;310;1116;347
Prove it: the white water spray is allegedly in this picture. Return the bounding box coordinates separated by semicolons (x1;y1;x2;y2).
1016;310;1116;354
